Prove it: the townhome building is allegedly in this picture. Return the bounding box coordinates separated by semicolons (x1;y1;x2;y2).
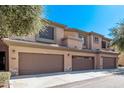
0;19;118;75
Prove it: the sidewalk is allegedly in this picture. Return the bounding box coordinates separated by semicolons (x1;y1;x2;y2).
10;68;124;88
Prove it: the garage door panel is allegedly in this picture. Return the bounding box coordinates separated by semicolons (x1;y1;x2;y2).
19;53;64;75
103;57;116;69
72;56;94;71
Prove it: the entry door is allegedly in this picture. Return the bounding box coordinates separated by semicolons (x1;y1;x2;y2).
0;52;5;70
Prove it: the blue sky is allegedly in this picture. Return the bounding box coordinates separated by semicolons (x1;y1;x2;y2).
44;5;124;38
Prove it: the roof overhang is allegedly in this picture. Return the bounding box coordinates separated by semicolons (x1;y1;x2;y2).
2;38;97;53
42;19;67;29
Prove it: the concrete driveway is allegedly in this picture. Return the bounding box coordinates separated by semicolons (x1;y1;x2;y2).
10;68;124;88
53;72;124;88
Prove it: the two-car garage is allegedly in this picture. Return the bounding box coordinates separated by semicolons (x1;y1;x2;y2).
19;53;64;75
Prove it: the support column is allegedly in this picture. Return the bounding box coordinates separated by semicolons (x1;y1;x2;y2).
100;57;103;69
95;53;102;69
64;52;72;72
116;57;119;68
9;46;19;75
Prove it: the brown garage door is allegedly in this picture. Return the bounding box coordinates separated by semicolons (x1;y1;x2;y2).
72;56;94;71
19;53;64;75
103;57;116;69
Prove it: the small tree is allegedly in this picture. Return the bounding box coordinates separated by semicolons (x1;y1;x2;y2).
110;21;124;52
0;5;44;38
0;6;46;87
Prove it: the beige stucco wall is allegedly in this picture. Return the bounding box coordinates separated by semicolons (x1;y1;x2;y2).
64;31;79;38
8;44;98;75
89;34;111;51
55;27;64;45
63;31;84;49
93;35;102;50
89;34;102;50
118;53;124;66
65;38;83;49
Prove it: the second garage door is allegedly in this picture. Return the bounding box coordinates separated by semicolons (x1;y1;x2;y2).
72;56;94;71
19;53;64;75
103;57;116;69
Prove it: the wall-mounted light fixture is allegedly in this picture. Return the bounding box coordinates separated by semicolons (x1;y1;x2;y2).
67;53;70;56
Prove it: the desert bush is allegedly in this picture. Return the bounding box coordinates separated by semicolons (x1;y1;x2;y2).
0;72;11;88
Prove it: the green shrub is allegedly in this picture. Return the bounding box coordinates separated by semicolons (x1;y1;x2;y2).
0;72;11;84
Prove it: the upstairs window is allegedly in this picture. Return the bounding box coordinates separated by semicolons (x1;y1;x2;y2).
79;34;87;45
83;37;87;45
39;26;55;40
94;37;99;43
102;41;106;48
107;42;110;48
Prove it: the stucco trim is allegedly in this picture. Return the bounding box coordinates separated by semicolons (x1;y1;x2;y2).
64;28;89;35
2;38;119;55
63;36;82;41
98;50;119;55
